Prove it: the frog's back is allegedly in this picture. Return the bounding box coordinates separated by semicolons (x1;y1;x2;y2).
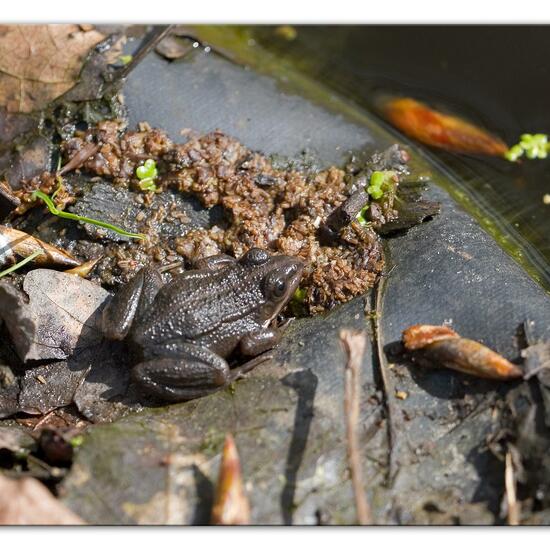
131;264;265;348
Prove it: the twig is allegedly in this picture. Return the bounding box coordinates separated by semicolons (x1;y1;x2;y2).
372;272;399;486
113;25;173;83
340;329;372;525
58;143;99;176
505;451;520;526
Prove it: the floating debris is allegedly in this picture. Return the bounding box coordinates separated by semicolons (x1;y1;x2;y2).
382;97;508;157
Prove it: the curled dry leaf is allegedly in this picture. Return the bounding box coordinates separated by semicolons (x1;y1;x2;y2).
382;97;508;157
402;323;459;350
402;324;523;380
211;434;250;525
64;257;101;278
0;25;105;113
0;474;84;525
0;225;80;268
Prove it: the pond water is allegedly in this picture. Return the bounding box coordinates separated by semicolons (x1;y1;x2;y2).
244;26;550;290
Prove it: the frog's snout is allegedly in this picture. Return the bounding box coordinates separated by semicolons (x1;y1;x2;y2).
286;258;304;291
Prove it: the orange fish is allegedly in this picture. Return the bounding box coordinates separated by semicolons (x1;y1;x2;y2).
383;97;508;157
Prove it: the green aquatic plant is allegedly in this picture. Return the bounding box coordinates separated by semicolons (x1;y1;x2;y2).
70;435;84;448
355;205;371;227
366;170;396;200
136;158;158;191
505;133;549;161
0;250;43;278
32;189;145;240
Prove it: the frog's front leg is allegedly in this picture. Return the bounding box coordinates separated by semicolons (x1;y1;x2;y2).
132;341;231;401
239;326;281;356
102;266;164;340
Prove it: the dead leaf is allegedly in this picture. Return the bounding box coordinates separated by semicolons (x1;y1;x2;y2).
402;324;523;380
0;225;80;268
382;97;508;156
18;361;87;415
0;474;84;524
0;25;105;113
0;268;109;362
0;269;136;422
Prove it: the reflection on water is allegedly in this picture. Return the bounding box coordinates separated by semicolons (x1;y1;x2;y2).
249;26;550;288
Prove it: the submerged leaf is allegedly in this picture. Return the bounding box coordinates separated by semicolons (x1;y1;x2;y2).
383;97;508;156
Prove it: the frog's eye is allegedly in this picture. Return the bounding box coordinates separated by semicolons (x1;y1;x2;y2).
241;248;270;266
266;275;287;299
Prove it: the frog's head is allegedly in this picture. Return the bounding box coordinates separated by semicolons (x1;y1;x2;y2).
239;248;304;324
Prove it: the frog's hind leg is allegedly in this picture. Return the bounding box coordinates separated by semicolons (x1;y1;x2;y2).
102;265;164;340
132;342;231;401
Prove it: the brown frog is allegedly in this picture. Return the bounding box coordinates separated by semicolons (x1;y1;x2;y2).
101;248;303;401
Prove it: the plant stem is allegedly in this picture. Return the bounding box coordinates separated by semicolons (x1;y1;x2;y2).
0;250;43;278
33;190;145;240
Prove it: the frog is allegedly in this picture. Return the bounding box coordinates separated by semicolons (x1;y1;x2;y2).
101;248;304;402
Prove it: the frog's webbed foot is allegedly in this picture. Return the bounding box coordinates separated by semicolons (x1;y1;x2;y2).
132;342;231;401
102;265;163;340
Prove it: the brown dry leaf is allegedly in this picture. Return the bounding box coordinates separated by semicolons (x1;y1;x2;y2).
402;323;523;380
0;474;84;524
0;268;109;362
0;225;80;268
0;24;105;113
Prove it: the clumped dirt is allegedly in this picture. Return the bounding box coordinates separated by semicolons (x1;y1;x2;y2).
13;120;430;314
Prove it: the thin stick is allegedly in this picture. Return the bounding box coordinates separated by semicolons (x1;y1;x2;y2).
340;329;372;525
372;271;399;486
505;451;520;526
